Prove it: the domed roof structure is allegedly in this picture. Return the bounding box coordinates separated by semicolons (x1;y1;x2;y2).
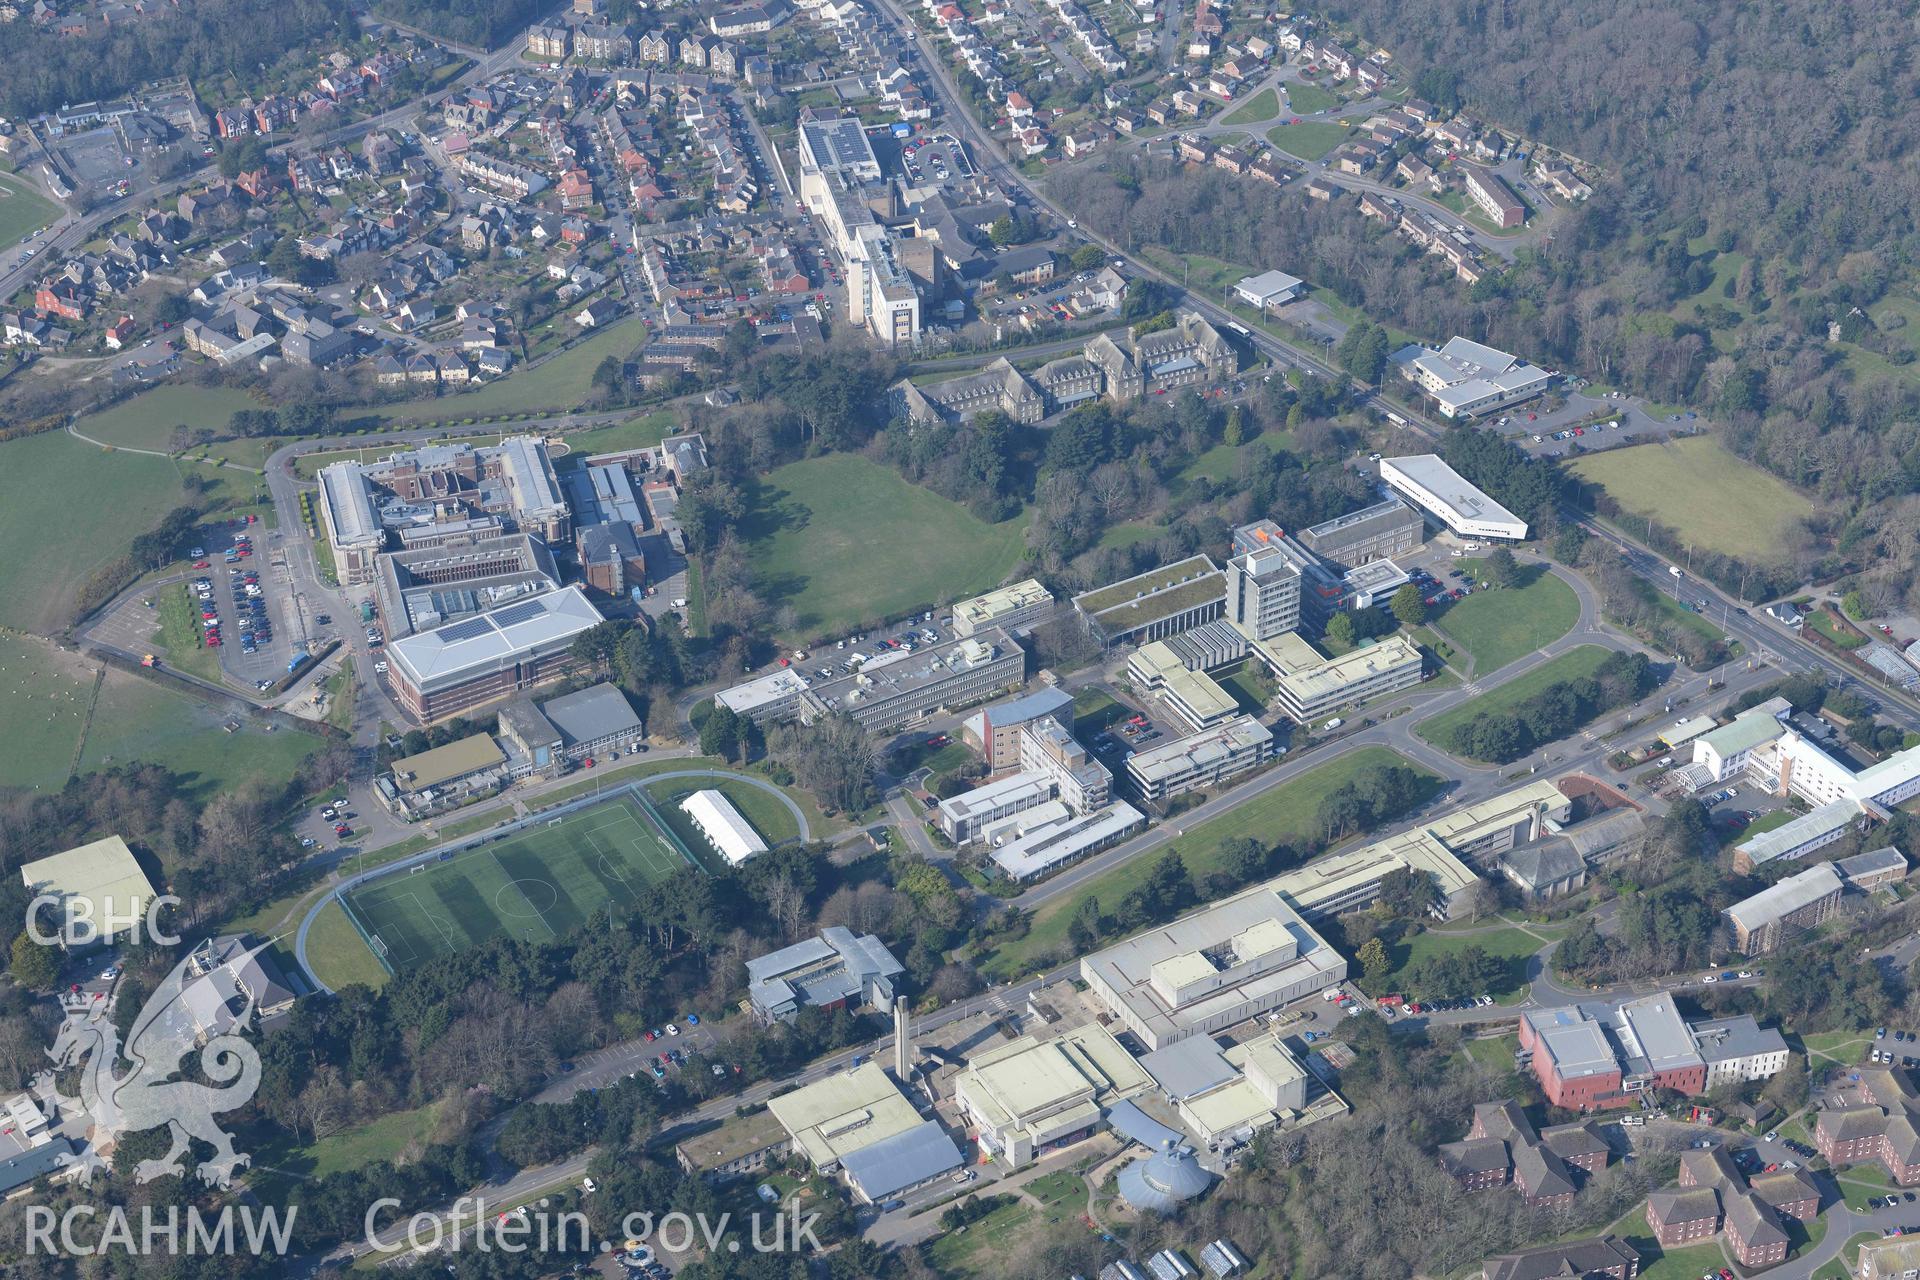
1116;1142;1214;1214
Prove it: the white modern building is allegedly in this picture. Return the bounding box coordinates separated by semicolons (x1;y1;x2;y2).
1080;887;1347;1051
1390;336;1551;419
679;789;769;865
1378;453;1529;540
1231;269;1304;312
713;668;811;723
1125;715;1274;808
952;579;1055;637
385;587;605;722
954;1022;1152;1166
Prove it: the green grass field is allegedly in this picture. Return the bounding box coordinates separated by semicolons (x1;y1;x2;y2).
0;635;95;790
980;747;1439;978
1461;1033;1519;1071
1282;81;1341;114
744;454;1026;642
1569;436;1815;559
1222;88;1278;125
68;386;262;454
1433;565;1580;676
250;1098;444;1198
0;429;196;631
1623;1207;1731;1280
341;791;699;973
1387;925;1549;1001
0;170;59;244
643;777;800;851
1415;645;1617;749
153;584;222;683
1267;120;1351;160
303;900;391;991
77;667;321;800
372;317;643;423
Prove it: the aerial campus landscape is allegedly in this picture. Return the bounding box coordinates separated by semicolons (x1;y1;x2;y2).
5;3;1920;1280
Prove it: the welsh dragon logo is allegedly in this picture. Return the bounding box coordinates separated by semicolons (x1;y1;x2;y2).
32;943;267;1188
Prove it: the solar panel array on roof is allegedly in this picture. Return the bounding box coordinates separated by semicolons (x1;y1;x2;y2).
436;615;496;644
490;598;550;628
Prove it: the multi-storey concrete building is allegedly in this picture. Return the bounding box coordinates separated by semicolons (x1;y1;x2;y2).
385;586;605;721
952;579;1055;637
1724;862;1845;954
1125;715;1273;808
1079;886;1346;1051
1073;556;1226;647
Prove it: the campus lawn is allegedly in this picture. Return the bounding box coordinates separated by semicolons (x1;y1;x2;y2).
1266;120;1352;161
76;666;321;800
0;169;59;244
980;748;1440;979
1221;88;1278;125
743;454;1026;643
1568;436;1815;559
1414;645;1616;750
1461;1033;1519;1071
1072;688;1128;737
1622;1207;1732;1280
0;429;196;631
67;385;261;454
1386;925;1547;1001
643;776;802;847
152;583;223;684
302;900;392;992
922;1177;1088;1276
550;410;678;463
1281;81;1341;114
370;317;644;423
1432;564;1580;676
1734;808;1798;844
1835;1164;1898;1211
0;636;95;790
248;1099;443;1199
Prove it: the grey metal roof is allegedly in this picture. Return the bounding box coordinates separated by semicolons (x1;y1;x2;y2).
1840;846;1908;881
1725;862;1845;932
980;686;1074;730
746;928;904;1018
1500;842;1586;889
388;586;604;691
0;1137;75;1195
1690;1016;1788;1065
837;1119;962;1200
1105;1099;1185;1149
1137;1037;1237;1102
1117;1145;1213;1213
540;683;643;747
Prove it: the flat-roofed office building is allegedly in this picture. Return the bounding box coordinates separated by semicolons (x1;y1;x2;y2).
386;586;604;721
808;630;1025;733
1125;715;1273;808
1299;496;1424;567
1080;886;1347;1051
1074;557;1226;647
952;578;1054;636
1378;453;1529;540
954;1022;1152;1166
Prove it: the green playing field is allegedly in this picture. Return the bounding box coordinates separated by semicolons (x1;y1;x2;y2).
340;791;696;972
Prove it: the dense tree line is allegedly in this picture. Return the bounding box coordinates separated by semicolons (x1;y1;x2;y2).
0;0;349;117
1316;761;1434;842
372;0;549;48
1439;649;1655;762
